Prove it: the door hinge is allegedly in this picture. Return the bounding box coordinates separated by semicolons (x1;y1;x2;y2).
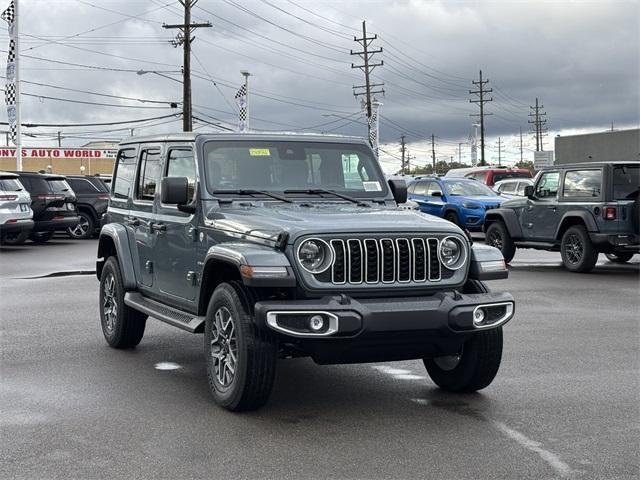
145;260;153;273
186;271;199;286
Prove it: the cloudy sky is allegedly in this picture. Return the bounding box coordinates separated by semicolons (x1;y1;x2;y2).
2;0;639;171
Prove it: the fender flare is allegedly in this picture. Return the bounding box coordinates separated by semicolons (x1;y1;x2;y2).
554;211;599;239
484;209;523;238
96;223;137;290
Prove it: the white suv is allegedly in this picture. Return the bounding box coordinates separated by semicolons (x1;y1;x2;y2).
0;171;34;243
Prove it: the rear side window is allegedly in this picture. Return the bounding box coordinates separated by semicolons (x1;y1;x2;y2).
0;178;21;191
68;178;101;194
563;170;602;198
500;182;516;194
612;165;640;200
166;148;196;201
112;148;137;199
136;149;162;201
412;181;427;195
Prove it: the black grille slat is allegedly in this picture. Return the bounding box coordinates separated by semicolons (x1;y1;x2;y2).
381;239;395;283
412;239;426;281
347;239;363;284
428;238;441;281
364;239;379;283
396;239;411;282
331;240;346;284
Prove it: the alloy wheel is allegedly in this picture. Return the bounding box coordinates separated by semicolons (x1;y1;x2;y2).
488;230;503;250
210;306;238;387
69;216;90;238
564;233;583;265
102;273;117;332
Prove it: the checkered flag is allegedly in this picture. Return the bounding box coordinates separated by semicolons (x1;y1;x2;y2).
367;103;379;157
2;1;17;145
235;84;247;132
1;1;14;24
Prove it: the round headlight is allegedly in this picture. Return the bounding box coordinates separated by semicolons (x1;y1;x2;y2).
297;238;333;274
439;236;466;270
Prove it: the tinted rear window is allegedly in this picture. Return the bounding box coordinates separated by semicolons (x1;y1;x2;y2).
47;179;71;193
613;165;640;200
0;178;22;191
493;172;531;183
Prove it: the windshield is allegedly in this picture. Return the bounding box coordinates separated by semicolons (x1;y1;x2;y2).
0;178;22;191
203;140;387;198
444;180;497;196
613;165;640;200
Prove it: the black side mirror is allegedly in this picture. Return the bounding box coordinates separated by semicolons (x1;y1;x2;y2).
388;179;408;204
432;191;443;197
524;185;534;198
161;177;189;205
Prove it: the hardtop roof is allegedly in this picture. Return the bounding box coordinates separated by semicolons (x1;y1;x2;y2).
118;131;369;146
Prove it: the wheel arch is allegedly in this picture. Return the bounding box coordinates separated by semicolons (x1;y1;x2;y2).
77;204;98;223
483;209;523;238
555;212;598;241
96;224;137;289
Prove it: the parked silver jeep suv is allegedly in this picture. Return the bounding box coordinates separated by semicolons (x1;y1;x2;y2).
97;133;515;411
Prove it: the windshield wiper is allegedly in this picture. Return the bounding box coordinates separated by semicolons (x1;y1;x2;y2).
284;188;370;207
212;189;293;203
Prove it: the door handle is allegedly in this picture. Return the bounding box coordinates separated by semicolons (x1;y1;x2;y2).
151;222;166;233
547;206;557;211
124;216;139;227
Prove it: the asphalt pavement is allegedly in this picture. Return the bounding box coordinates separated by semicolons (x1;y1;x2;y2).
1;238;638;479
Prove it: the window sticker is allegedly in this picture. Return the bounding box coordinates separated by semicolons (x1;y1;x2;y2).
362;181;382;192
249;148;271;156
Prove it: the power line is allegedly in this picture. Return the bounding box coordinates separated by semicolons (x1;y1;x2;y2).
0;113;181;128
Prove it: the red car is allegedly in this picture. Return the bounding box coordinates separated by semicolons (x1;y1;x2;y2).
464;168;532;187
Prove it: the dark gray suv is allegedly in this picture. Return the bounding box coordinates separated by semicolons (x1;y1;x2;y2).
97;133;515;411
484;161;639;272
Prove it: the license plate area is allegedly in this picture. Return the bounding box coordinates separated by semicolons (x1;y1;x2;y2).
20;203;28;212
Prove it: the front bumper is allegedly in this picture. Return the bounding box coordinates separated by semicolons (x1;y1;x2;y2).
255;291;514;364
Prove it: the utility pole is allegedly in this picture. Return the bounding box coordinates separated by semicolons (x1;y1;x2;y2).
431;134;436;174
458;142;463;164
469;70;493;166
351;21;384;145
519;126;523;164
496;137;504;167
57;131;61;148
528;97;547;152
400;135;406;174
163;0;211;132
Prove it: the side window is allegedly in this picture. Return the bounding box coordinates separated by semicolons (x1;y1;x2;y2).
413;181;427;195
68;178;99;194
166;148;196;201
562;169;602;198
135;149;162;202
426;181;442;196
534;171;560;199
501;182;516;194
516;182;527;195
112;148;137;199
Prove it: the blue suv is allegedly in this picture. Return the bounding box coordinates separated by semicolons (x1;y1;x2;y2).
408;176;503;230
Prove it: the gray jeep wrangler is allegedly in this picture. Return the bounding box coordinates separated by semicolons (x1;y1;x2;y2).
96;133;514;411
484;161;639;272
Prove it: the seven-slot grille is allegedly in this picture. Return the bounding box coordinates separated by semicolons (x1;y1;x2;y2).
328;237;448;285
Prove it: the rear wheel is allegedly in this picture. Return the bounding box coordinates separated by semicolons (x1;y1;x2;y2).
1;231;29;245
29;231;54;244
485;221;516;263
561;225;598;273
424;327;503;393
605;252;634;263
99;256;147;348
67;211;94;240
205;282;277;411
444;211;460;226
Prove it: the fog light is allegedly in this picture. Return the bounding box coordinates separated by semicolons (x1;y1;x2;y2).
473;308;486;325
309;315;325;331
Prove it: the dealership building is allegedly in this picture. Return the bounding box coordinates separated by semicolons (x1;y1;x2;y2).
554;128;640;164
0;141;117;174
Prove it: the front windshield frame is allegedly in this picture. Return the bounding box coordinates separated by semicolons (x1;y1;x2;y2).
444;179;497;197
201;140;389;199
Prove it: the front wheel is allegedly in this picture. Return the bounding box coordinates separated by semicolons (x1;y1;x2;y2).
29;231;54;244
424;327;503;393
444;211;460;226
99;256;147;348
205;282;277;412
605;252;634;263
561;225;598;273
485;221;516;263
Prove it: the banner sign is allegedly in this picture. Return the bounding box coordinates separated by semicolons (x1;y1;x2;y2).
533;150;554;169
0;148;117;159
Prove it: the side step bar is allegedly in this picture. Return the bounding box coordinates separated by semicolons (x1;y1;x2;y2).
124;292;206;333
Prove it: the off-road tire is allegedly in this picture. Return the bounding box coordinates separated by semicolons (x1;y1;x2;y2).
444;210;460;226
1;231;29;245
29;231;54;244
99;256;147;348
605;252;634;263
485;221;516;263
424;327;503;393
561;225;598;273
205;281;277;412
67;211;95;240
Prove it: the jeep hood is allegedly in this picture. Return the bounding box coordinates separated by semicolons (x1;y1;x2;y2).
206;202;462;244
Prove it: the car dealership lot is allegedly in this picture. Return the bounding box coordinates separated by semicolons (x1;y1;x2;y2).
1;239;638;479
